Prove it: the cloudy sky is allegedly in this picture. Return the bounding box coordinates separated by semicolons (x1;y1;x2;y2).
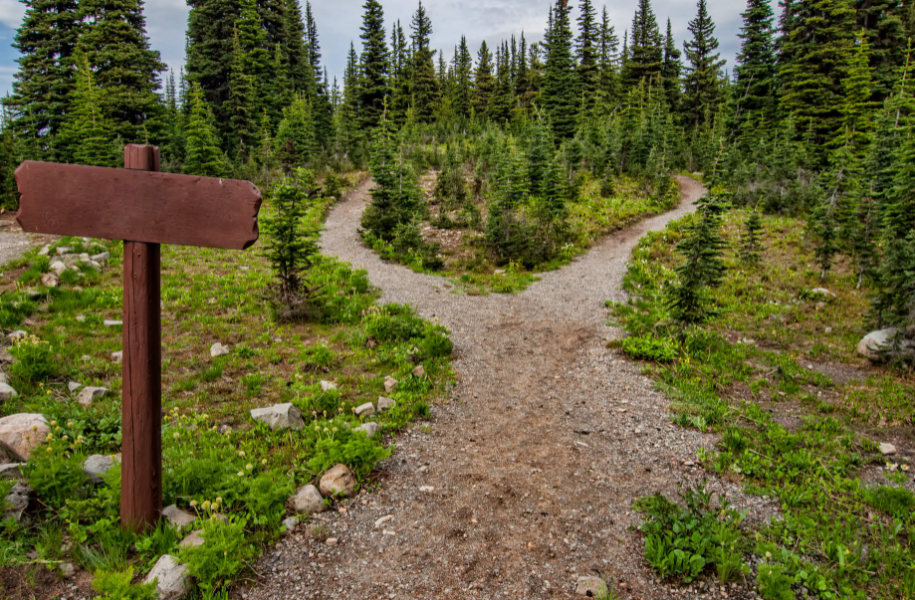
0;0;746;95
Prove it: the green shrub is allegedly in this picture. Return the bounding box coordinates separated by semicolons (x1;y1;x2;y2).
91;568;159;600
619;335;678;362
300;343;336;369
10;334;56;383
306;429;390;480
757;564;795;600
863;486;915;520
178;517;256;591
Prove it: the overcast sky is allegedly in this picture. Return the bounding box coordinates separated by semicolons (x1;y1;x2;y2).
0;0;746;96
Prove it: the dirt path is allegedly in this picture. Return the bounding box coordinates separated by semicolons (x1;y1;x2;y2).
249;178;757;599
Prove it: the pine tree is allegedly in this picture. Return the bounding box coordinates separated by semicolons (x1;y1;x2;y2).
453;36;474;119
389;21;411;124
5;0;80;152
598;8;620;107
623;0;663;88
227;28;258;159
739;210;764;264
682;0;725;127
734;0;777;130
285;0;310;92
409;1;438;123
489;42;514;123
858;0;908;103
57;52;119;167
186;0;244;132
263;43;293;126
275;95;316;169
841;29;877;155
183;83;228;177
670;188;729;324
778;0;856;163
236;0;270;119
542;0;578;140
302;5;333;149
576;0;600;114
358;0;390;130
474;41;496;116
661;19;682;109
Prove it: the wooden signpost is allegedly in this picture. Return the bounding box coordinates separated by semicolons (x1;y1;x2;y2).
15;145;262;531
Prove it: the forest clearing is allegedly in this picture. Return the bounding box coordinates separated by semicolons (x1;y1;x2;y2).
0;0;914;599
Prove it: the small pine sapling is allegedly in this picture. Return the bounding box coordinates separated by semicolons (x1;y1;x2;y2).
739;210;764;265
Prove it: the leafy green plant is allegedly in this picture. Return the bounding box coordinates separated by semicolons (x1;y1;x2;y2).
178;516;256;591
91;568;159;600
757;564;795;600
10;333;56;383
306;428;390;480
619;335;678;362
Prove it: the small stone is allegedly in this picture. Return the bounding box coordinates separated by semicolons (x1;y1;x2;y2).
76;315;86;323
162;504;196;528
4;481;30;522
374;515;394;529
179;530;205;548
880;443;897;456
319;464;356;498
55;247;72;256
320;380;338;391
77;386;109;407
384;376;398;394
809;287;836;299
354;402;375;417
419;486;435;493
0;383;18;401
7;330;27;342
0;414;49;459
68;382;83;392
412;365;426;378
282;516;298;532
209;342;230;358
90;252;110;263
58;562;76;579
250;403;305;431
575;576;610;599
286;484;325;515
83;454;114;483
0;463;23;479
377;397;396;412
38;245;50;256
40;273;59;288
103;320;122;327
325;537;338;546
218;424;233;435
816;301;827;310
355;422;381;437
111;351;123;363
143;555;190;600
825;327;833;334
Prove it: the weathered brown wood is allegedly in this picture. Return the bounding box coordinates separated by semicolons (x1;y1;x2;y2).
121;145;162;533
14;159;261;249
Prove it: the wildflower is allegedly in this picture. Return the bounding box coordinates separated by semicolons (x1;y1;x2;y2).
237;471;245;477
201;500;211;511
246;463;253;470
173;432;180;439
50;420;57;427
261;459;267;466
190;500;198;508
239;451;245;457
215;497;222;504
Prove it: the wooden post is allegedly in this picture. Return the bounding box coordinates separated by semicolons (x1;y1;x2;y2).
121;145;162;532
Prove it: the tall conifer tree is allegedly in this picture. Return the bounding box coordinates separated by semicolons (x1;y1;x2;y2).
410;1;438;123
542;0;577;139
58;52;119;167
623;0;663;88
576;0;600;113
358;0;390;129
734;0;777;129
682;0;725;127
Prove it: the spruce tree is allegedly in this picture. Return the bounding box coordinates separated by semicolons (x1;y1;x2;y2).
453;36;474;119
681;0;725;128
236;0;270;119
598;8;620;107
661;19;682;109
358;0;390;130
58;52;119;167
734;0;777;130
474;41;496;116
841;30;877;155
227;28;258;159
186;0;243;132
285;0;310;92
542;0;578;140
778;0;856;163
389;21;411;124
576;0;600;114
183;83;228;177
409;1;438;123
275;95;316;169
264;43;293;126
5;0;80;152
489;43;514;123
858;0;908;103
623;0;663;88
739;210;764;265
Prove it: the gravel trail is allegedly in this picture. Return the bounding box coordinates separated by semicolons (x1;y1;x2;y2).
249;178;764;600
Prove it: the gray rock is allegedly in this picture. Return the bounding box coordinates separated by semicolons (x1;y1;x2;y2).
162;504;196;528
40;273;59;288
377;397;396;412
90;252;110;263
384;376;398;394
857;328;915;363
0;348;13;364
38;245;50;257
286;484;325;515
0;383;18;401
209;342;230;358
4;481;30;522
77;386;109;407
355;422;381;437
83;454;114;483
179;530;205;548
412;365;426;378
0;414;49;459
880;443;897;456
103;319;122;327
55;247;72;256
282;516;298;532
354;402;375;417
250;403;305;431
0;463;23;479
143;555;191;600
111;351;123;363
575;576;610;599
0;441;23;463
809;287;837;299
7;330;27;342
319;463;356;498
58;562;76;579
76;315;86;323
320;380;338;391
49;261;67;276
68;381;83;392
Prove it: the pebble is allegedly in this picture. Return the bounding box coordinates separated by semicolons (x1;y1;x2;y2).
103;320;122;327
880;443;897;456
210;342;230;358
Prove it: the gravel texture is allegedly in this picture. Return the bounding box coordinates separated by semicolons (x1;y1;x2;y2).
0;218;42;266
245;178;774;600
